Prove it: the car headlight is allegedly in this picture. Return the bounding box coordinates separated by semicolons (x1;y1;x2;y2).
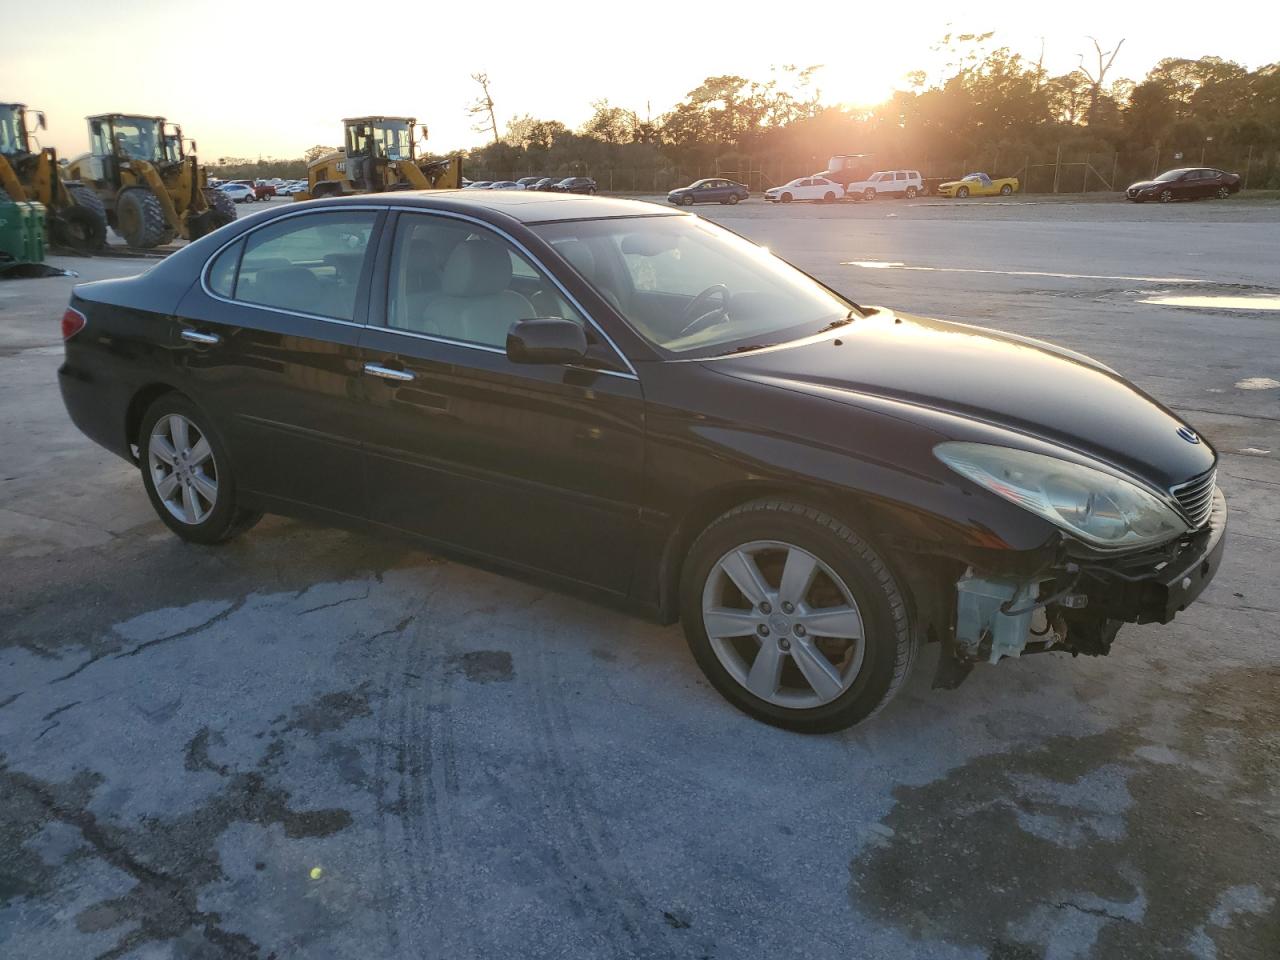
935;442;1188;549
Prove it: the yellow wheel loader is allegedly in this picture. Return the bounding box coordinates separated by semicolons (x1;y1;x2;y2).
0;102;107;252
298;116;462;200
63;114;235;249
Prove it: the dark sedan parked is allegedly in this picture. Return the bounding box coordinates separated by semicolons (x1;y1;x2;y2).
1126;167;1241;202
551;176;596;195
668;178;750;206
58;190;1226;732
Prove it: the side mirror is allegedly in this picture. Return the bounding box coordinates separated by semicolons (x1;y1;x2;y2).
190;140;198;153
36;112;47;131
419;125;429;141
506;318;588;365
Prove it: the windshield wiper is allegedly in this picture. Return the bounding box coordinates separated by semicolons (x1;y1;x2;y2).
817;309;859;333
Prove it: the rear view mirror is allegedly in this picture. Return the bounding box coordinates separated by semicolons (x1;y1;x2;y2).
506;318;588;364
620;233;678;257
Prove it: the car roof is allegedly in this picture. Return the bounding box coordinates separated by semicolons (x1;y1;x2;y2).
289;189;678;224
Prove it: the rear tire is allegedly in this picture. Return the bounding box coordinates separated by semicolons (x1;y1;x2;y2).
56;186;108;252
138;394;262;545
905;186;918;199
680;500;916;733
1216;186;1230;199
1000;183;1013;196
823;191;835;203
728;194;740;205
114;187;169;248
203;186;237;228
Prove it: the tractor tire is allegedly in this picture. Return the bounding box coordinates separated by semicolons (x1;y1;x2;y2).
203;187;237;228
58;186;108;252
115;187;170;249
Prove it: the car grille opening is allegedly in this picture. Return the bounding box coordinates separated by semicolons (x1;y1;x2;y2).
1171;468;1216;529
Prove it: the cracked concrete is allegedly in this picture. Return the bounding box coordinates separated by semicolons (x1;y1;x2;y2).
2;201;1278;959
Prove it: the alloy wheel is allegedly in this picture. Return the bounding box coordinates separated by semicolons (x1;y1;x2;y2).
701;540;866;708
148;414;218;525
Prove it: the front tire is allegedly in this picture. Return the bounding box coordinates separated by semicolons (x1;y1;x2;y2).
956;186;970;199
863;188;875;201
683;195;695;207
680;500;915;733
139;394;261;544
203;186;237;228
780;192;792;203
1160;189;1174;203
1216;186;1230;199
114;187;169;248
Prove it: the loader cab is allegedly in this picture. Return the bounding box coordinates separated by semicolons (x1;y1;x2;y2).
89;114;166;163
162;123;188;165
344;116;421;162
0;103;38;158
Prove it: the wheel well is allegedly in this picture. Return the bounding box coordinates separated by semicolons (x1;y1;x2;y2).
656;482;873;624
124;383;180;460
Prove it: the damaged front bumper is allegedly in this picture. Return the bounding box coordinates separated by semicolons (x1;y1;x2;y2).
938;490;1227;684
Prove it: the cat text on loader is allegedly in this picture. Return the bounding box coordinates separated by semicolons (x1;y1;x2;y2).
0;102;108;252
63;114;236;249
297;117;462;200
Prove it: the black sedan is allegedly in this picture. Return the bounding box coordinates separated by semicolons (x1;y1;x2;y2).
668;178;750;206
57;191;1226;732
1126;167;1242;202
550;176;596;195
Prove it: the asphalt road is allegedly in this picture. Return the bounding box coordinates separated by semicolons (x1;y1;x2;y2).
2;196;1278;960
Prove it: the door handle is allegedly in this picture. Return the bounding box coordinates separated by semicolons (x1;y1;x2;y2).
180;329;221;345
363;363;415;382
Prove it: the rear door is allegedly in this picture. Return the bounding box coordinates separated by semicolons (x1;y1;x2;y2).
356;210;646;594
175;207;382;520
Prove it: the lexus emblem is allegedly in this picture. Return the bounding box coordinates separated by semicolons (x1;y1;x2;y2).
1177;426;1200;444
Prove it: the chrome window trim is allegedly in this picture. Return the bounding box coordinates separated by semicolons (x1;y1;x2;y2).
382;207;639;380
198;202;640;381
363;324;636;380
199;204;383;327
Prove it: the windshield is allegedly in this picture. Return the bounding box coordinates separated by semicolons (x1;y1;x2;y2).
109;117;163;162
532;215;855;357
0;105;26;155
347;120;413;160
1155;169;1189;181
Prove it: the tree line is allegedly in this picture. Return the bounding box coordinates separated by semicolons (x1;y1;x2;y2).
208;39;1280;189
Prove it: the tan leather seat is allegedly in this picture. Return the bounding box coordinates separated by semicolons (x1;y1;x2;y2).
418;238;534;346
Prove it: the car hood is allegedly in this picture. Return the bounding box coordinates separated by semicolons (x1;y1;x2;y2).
708;310;1214;490
1128;180;1161;190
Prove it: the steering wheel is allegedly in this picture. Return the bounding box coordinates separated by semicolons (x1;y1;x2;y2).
677;284;730;337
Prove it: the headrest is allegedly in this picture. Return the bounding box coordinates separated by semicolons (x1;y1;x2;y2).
441;238;512;297
555;239;595;278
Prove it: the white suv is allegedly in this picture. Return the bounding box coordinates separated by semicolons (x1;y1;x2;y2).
846;170;923;201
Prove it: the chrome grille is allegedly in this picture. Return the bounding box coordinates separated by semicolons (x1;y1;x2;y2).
1171;468;1216;528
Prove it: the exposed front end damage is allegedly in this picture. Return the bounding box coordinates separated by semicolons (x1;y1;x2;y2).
933;490;1227;688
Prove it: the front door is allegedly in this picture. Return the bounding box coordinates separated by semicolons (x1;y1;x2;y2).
174;208;382;519
357;211;646;595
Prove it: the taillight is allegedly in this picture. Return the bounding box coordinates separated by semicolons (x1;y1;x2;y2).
62;306;87;340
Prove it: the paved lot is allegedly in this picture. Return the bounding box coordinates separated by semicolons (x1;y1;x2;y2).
2;197;1278;960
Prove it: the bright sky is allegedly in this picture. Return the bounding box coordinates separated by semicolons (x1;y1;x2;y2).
6;0;1278;160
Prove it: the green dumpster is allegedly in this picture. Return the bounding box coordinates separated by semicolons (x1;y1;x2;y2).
0;200;65;277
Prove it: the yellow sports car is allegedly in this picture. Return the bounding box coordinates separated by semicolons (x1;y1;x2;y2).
937;172;1019;198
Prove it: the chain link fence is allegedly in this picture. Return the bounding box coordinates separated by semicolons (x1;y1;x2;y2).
472;145;1280;196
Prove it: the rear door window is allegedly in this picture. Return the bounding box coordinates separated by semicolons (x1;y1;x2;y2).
231;211;379;321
